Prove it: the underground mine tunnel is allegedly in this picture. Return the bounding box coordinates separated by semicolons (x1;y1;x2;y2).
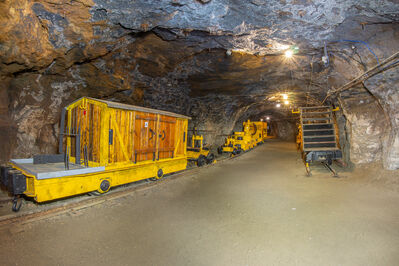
0;0;399;265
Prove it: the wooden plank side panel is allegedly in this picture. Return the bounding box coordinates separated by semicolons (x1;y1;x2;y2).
99;103;109;166
174;118;187;157
108;109;115;164
133;111;157;162
92;104;101;163
158;115;176;159
130;111;137;162
66;102;111;166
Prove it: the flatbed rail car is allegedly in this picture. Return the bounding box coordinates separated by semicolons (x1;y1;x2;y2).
1;97;190;208
297;106;342;176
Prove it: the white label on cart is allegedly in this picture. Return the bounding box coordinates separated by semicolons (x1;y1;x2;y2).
144;122;148;128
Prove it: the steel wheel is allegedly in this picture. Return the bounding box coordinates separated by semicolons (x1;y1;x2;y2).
197;155;206;167
206;153;215;164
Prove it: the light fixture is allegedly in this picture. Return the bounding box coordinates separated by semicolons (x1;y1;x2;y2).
284;100;289;105
282;94;288;99
266;116;270;120
260;118;263;122
284;49;293;58
276;103;281;108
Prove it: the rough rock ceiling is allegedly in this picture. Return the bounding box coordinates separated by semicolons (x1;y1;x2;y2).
92;0;398;53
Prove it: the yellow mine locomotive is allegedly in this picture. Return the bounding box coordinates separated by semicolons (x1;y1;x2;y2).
218;120;267;155
0;97;190;211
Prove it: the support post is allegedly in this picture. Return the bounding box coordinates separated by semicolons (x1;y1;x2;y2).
59;108;66;154
76;127;81;165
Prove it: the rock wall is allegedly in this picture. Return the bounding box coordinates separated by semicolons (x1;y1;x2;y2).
275;121;296;141
364;67;399;170
339;98;389;165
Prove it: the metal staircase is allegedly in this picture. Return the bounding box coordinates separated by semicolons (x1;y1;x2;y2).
299;106;342;176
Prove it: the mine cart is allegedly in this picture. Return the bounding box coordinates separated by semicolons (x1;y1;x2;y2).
251;121;272;143
218;120;259;155
296;106;342;176
1;97;190;210
186;128;215;167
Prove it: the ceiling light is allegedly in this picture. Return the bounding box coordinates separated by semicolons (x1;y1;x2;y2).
284;50;293;58
284;100;289;105
276;103;281;108
282;94;288;99
266;116;270;120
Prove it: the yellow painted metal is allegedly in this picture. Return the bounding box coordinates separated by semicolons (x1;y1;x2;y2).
296;124;303;150
221;120;268;153
11;97;190;202
11;158;186;202
186;134;210;160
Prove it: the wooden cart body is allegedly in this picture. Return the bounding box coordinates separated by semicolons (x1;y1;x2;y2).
7;97;190;202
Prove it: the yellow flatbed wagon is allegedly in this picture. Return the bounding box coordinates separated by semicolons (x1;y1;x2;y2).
1;97;190;211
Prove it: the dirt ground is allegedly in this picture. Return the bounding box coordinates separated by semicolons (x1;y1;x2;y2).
0;141;398;265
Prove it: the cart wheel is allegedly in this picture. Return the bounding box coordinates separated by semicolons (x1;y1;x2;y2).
217;147;222;154
99;179;111;193
197;155;206;167
157;169;164;179
206;153;215;164
12;196;22;212
232;148;238;156
150;169;164;181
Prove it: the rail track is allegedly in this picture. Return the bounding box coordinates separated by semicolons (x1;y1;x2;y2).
0;147;257;230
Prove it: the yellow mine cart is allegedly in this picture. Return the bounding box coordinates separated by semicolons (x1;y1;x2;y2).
255;121;275;141
251;121;269;144
186;131;215;166
218;120;258;155
1;97;190;211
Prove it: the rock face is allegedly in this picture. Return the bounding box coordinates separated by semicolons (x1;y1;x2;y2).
364;67;399;170
0;0;399;171
340;98;389;165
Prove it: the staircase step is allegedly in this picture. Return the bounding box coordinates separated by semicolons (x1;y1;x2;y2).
304;136;336;142
304;143;337;148
303;124;333;130
302;117;332;121
304;135;336;138
300;106;330;110
303;130;335;136
304;140;336;144
301;111;332;115
303;147;340;152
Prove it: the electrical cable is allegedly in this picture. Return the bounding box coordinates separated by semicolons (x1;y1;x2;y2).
322;50;399;103
332;39;380;65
